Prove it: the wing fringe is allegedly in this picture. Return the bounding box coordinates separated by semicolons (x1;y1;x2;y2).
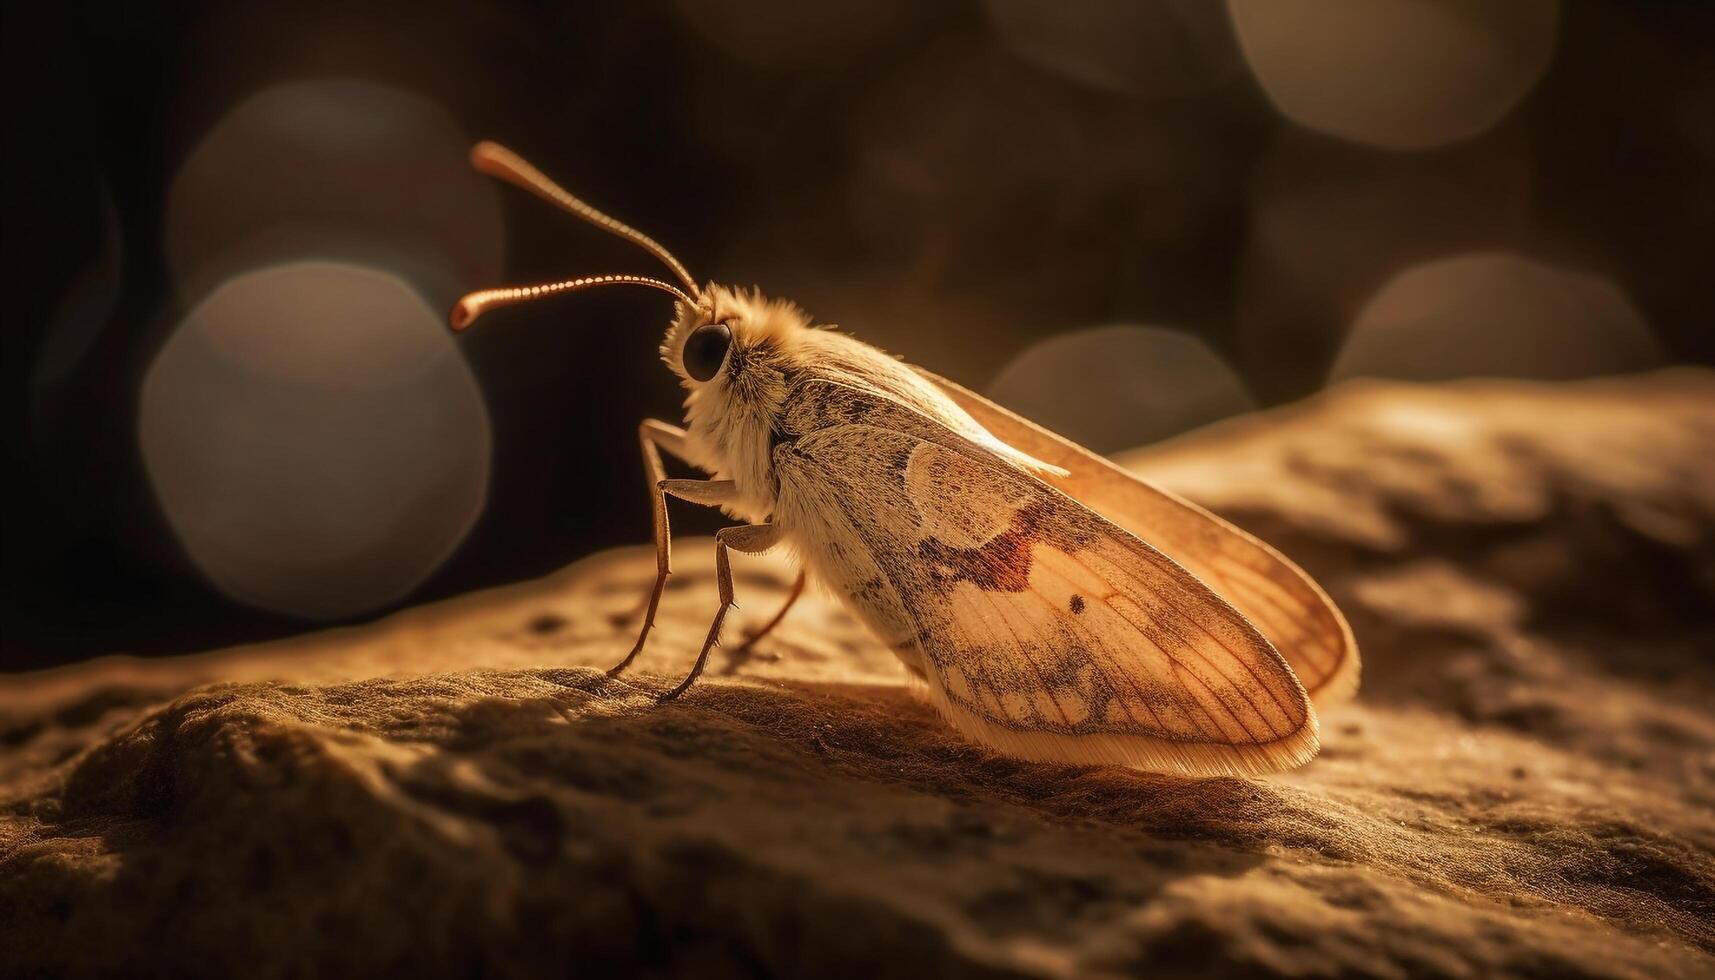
909;671;1320;777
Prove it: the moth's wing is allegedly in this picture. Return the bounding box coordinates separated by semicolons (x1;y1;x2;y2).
917;369;1360;705
777;381;1318;777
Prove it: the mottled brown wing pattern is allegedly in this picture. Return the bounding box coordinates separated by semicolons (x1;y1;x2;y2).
773;381;1318;776
917;369;1360;705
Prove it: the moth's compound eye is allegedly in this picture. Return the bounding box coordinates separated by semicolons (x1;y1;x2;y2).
683;323;732;382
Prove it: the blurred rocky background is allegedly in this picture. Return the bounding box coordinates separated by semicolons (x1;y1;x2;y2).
5;1;1714;669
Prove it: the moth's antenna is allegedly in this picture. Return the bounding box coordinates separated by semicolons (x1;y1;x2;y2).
468;141;698;295
451;274;695;331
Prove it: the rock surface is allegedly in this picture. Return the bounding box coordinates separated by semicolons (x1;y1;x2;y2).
4;370;1714;979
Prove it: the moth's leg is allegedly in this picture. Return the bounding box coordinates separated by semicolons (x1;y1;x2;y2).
608;476;739;677
611;420;697;617
661;523;783;700
641;418;692;462
607;418;733;678
732;569;807;656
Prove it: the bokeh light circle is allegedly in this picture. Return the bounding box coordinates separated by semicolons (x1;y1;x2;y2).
1231;128;1534;397
166;78;503;313
140;261;491;620
1330;252;1661;383
988;325;1254;454
1227;0;1560;150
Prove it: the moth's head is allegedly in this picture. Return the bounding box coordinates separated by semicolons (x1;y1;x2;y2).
659;284;808;388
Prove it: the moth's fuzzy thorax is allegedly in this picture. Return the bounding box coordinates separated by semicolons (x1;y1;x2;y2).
662;284;813;522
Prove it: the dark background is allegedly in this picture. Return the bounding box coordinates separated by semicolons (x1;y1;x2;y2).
5;1;1712;671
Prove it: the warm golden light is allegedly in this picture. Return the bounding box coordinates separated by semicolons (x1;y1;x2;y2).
7;7;1714;978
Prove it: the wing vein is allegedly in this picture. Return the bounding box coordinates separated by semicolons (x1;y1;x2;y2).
1068;550;1272;743
1080;545;1302;733
975;586;1076;726
1082;586;1258;741
1024;558;1169;732
1205;557;1336;670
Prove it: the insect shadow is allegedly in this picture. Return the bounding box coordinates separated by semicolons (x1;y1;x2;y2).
526;665;1299;857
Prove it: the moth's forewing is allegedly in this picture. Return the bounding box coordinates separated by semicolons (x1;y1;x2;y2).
772;380;1318;778
918;369;1360;706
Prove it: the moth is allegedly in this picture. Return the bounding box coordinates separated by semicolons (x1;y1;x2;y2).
452;142;1359;778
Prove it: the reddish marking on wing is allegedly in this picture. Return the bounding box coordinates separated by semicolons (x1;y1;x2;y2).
916;500;1054;594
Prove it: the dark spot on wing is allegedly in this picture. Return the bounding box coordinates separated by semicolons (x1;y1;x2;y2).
1069;594;1085;615
917;500;1054;595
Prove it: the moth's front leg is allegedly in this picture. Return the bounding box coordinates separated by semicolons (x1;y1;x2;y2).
607;419;733;679
661;523;783;700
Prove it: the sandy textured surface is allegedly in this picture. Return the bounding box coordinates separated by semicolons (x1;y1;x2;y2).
3;371;1713;978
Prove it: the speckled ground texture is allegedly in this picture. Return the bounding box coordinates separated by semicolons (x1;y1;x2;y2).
3;371;1713;979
